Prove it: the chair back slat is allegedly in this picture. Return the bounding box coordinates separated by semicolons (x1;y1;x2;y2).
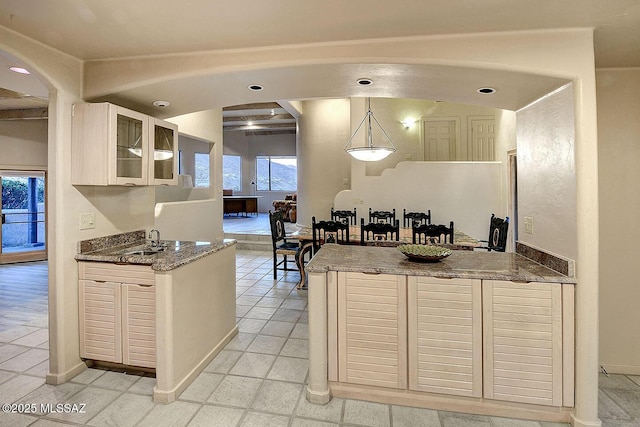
403;209;431;227
369;208;396;224
486;214;509;252
312;217;350;254
330;208;358;225
412;221;455;245
360;218;400;244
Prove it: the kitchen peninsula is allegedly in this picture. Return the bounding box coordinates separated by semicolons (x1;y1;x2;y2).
305;244;576;423
75;230;237;403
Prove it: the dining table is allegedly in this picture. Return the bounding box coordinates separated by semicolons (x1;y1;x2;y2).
287;224;481;289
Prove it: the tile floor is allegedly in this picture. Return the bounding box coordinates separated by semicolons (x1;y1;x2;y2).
0;254;639;426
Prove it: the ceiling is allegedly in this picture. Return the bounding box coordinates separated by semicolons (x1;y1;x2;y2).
0;0;638;130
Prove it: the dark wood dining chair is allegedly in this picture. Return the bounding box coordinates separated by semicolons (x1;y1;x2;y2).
360;218;400;245
330;207;358;225
403;209;431;227
477;214;509;252
369;208;396;224
268;210;301;279
412;221;455;245
312;217;350;255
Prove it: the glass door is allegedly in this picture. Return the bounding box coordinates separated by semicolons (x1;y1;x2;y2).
0;171;47;263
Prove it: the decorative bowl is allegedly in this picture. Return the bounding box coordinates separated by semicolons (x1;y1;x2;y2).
397;244;452;263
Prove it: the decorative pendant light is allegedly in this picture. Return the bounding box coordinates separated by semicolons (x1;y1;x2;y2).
344;98;397;161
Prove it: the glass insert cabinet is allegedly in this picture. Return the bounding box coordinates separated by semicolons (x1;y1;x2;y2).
72;103;178;186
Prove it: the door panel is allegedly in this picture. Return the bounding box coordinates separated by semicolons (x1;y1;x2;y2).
470;118;496;161
423;120;456;160
0;171;47;264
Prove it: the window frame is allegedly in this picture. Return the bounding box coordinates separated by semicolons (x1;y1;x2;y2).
256;155;297;192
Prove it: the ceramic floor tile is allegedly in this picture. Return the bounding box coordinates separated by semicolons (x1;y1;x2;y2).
245;306;278;320
0;344;29;363
91;371;142;391
295;393;344;423
224;332;256;351
290;419;339;427
0;370;15;384
600;373;640;390
87;392;155;427
242;287;271;297
136;401;201;427
204;349;243;374
251;379;303;415
271;308;303;322
261;320;296;337
207;375;263;407
45;386;121;424
11;328;49;347
0;374;44;403
343;399;390;427
20;382;85;414
29;419;80;426
246;335;287;355
25;360;50;377
281;299;307;310
290;323;309;339
228;352;276;378
601;388;640;418
187;404;244;427
0;326;40;343
265;289;295;298
255;297;285;308
539;422;571;427
179;372;224;402
69;368;105;384
490;417;543;427
598;388;633;421
391;405;440;427
240;411;291;427
0;412;37;427
629;375;640;388
237;318;267;333
280;338;309;358
128;376;156;395
439;411;493;427
601;420;640;427
236;295;262;306
267;356;309;383
0;347;48;372
236;305;252;317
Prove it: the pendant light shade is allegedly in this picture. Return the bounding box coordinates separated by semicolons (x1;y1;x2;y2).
344;98;396;161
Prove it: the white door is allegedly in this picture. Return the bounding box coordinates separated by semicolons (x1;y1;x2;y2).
469;118;495;160
423;120;456;160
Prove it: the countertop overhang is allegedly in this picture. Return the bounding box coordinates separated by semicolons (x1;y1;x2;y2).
306;244;576;284
75;230;236;271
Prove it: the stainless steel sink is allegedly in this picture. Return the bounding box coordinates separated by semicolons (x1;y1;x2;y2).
121;245;166;256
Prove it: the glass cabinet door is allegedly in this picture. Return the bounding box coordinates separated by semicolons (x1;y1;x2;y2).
150;119;178;185
115;112;146;184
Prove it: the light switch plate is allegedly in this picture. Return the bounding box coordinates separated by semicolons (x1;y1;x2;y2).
79;213;95;230
524;216;534;234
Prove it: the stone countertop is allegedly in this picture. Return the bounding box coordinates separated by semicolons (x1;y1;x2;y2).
306;244;576;284
75;230;236;272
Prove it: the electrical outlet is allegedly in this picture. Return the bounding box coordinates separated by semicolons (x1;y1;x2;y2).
79;213;95;230
524;216;534;234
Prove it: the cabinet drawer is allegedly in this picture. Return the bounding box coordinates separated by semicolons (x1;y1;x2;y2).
79;261;154;286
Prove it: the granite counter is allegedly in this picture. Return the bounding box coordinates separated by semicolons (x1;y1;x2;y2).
306;243;575;283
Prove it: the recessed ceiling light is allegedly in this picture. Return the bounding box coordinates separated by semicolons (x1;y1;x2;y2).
477;87;496;94
9;66;30;75
356;78;373;86
152;100;170;107
248;84;264;91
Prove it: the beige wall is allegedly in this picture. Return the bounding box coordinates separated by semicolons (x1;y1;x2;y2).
0;119;48;169
597;68;640;374
516;85;577;262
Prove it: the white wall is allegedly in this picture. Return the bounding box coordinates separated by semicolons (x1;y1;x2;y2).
334;161;502;240
0;119;48;168
597;68;640;374
516;85;577;261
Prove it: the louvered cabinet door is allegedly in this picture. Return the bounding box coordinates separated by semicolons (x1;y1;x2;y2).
483;280;563;406
407;277;482;397
79;280;122;363
337;272;407;389
122;283;156;368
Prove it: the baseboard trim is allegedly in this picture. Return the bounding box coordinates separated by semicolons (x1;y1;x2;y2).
46;360;88;385
329;382;573;423
153;326;238;404
599;363;640;376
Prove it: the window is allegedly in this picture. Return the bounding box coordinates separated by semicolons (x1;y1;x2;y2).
222;155;242;191
194;153;210;188
256;156;297;191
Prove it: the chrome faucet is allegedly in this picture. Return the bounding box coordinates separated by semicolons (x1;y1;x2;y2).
149;229;161;247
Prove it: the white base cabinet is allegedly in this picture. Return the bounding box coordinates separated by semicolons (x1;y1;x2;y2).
408;277;482;397
79;262;156;368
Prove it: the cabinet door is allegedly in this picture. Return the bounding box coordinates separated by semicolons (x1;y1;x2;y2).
337;272;407;389
79;279;123;363
149;118;178;185
110;105;149;186
408;277;482;397
483;280;563;406
122;283;156;368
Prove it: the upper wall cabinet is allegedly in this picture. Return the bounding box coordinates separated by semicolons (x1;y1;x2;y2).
72;103;178;186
